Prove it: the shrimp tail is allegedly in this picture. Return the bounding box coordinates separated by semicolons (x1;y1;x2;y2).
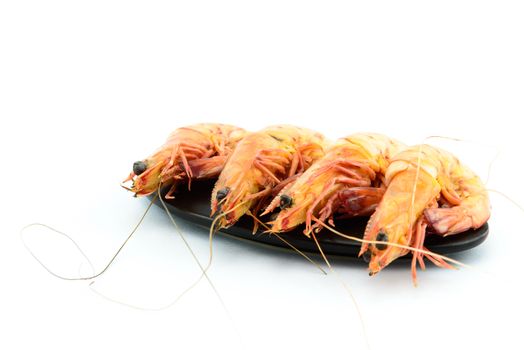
424;204;490;236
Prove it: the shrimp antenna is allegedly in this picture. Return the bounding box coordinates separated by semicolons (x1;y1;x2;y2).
422;135;501;187
157;187;242;345
407;138;461;279
246;211;327;275
157;187;230;309
310;230;371;350
20;193;159;281
205;199;252;274
312;218;469;269
20;190;199;311
424;135;497;149
120;183;134;192
424;136;524;231
486;189;524;214
408;144;425;248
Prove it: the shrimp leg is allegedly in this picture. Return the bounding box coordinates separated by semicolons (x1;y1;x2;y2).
425;169;490;236
318;187;386;225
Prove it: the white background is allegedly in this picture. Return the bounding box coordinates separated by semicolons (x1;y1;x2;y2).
1;1;523;349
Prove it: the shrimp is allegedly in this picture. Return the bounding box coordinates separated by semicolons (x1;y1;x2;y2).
210;125;328;228
361;144;490;283
123;124;247;197
265;133;405;235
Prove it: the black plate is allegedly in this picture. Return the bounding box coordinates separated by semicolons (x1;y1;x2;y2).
153;180;489;259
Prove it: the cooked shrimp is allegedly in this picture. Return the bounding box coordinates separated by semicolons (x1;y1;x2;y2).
266;133;405;235
210;125;328;228
123;124;247;197
361;144;490;283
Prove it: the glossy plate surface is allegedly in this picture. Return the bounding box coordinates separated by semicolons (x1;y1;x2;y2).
154;180;489;259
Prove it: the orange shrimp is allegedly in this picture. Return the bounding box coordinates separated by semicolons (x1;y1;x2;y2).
122;124;247;197
361;144;490;283
210;125;328;228
265;133;405;235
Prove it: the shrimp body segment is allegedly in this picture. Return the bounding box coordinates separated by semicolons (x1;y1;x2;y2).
267;133;405;235
362;144;490;281
211;125;328;228
123;124;247;197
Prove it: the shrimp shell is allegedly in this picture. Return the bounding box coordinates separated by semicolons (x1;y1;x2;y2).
123;123;247;197
210;125;328;228
362;144;490;282
266;133;405;235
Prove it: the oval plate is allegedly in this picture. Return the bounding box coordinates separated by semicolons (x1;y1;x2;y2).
154;180;489;260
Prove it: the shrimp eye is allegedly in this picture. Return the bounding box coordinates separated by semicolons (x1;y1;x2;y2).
279;195;292;209
375;232;388;250
216;187;230;201
133;161;147;176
